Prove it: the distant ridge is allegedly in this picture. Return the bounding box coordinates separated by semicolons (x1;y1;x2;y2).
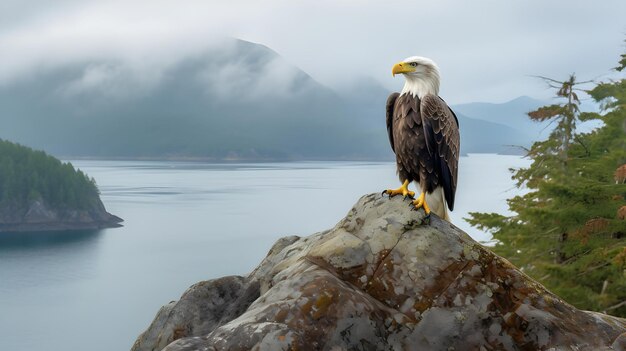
0;39;547;160
452;96;551;143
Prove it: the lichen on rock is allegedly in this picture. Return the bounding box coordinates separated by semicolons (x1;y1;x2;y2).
132;193;626;351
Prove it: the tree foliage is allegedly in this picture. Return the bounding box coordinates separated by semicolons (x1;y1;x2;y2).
466;51;626;317
0;139;100;211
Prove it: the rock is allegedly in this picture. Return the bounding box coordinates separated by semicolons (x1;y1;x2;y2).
23;200;58;223
0;198;122;232
132;193;626;351
613;332;626;351
131;276;260;351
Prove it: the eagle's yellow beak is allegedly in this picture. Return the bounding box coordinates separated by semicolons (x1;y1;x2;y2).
392;62;415;77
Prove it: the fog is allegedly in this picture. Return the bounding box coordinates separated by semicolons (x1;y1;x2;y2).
1;1;624;103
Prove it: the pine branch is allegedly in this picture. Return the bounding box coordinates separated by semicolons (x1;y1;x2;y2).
576;262;610;276
603;300;626;313
574;135;590;157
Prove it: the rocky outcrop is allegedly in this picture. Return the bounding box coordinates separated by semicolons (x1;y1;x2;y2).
132;193;626;351
0;198;122;232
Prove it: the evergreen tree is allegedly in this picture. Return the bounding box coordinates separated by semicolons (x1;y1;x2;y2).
0;139;100;211
466;50;626;317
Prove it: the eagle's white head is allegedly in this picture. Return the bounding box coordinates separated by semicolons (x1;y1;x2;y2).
392;56;440;98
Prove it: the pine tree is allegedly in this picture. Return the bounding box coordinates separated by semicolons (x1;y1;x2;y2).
0;139;101;210
466;50;626;317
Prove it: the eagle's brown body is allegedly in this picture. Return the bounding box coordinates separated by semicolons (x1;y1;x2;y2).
386;92;460;216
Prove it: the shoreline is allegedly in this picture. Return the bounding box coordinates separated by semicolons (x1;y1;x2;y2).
59;152;524;163
0;216;123;233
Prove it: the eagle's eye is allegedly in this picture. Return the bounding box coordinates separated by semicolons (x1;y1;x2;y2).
409;62;418;67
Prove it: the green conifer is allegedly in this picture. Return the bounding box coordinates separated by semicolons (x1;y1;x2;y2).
467;48;626;317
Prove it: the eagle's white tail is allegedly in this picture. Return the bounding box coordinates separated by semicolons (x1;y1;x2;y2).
425;186;451;222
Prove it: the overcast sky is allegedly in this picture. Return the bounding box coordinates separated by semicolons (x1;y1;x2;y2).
1;0;625;103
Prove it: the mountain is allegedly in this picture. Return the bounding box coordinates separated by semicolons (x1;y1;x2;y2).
452;96;550;145
0;39;378;160
0;39;540;159
452;96;605;149
338;79;531;155
454;113;529;154
453;96;546;128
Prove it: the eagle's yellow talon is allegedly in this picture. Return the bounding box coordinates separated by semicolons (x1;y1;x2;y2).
383;180;415;199
412;193;431;215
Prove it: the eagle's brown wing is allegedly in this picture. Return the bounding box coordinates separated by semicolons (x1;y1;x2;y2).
386;92;400;153
420;94;460;210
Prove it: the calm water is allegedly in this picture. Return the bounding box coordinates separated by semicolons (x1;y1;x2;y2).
0;155;529;351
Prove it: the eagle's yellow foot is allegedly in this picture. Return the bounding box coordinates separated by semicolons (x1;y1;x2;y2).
411;193;431;216
382;180;415;199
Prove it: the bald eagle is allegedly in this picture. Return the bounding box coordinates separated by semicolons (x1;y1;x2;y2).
383;56;460;221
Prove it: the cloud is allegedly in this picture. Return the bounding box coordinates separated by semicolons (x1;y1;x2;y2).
44;38;318;102
0;0;625;103
0;1;236;84
198;52;314;100
56;62;164;100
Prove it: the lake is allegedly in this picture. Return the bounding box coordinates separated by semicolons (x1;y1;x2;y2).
0;155;529;351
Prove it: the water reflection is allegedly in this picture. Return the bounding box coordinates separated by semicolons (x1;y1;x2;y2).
0;229;104;293
0;229;103;250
